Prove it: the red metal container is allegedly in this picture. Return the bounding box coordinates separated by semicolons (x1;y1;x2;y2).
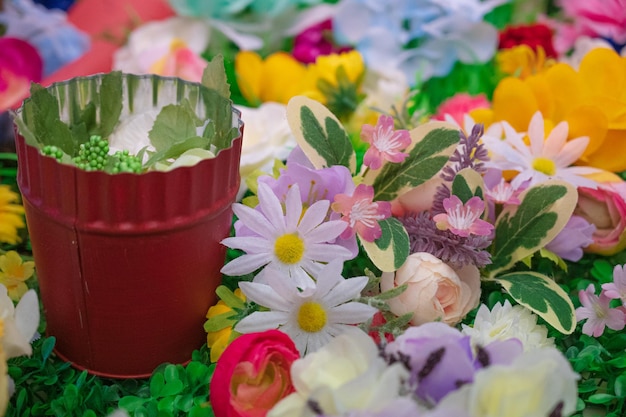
14;74;242;378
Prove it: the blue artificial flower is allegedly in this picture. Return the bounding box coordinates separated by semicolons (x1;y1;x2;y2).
0;0;89;77
168;0;323;19
333;0;508;84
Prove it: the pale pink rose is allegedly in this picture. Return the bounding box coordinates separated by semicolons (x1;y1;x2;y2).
380;252;481;326
576;177;626;256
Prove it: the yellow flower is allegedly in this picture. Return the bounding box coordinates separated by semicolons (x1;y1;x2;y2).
303;50;365;98
0;251;34;301
496;45;554;79
235;51;308;105
472;48;626;172
0;185;24;245
205;288;246;362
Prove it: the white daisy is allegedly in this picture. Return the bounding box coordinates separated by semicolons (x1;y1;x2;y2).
221;182;352;289
234;259;378;355
481;111;599;189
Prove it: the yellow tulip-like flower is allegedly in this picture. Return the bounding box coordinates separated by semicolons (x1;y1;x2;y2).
0;185;24;245
472;48;626;172
496;45;554;79
303;50;365;98
205;288;246;363
235;51;308;105
0;251;35;301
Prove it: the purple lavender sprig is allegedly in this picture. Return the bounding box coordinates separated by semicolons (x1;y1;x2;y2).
399;211;492;269
432;124;490;214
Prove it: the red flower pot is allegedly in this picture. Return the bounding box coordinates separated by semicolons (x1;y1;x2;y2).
14;74;242;378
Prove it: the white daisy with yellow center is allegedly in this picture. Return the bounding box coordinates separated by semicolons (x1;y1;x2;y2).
235;259;378;355
221;182;353;289
481;111;600;189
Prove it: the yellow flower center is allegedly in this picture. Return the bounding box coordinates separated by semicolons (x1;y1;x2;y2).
274;233;305;265
532;157;556;176
297;301;327;333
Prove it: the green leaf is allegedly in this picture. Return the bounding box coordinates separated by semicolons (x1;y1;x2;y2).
286;95;356;173
359;218;409;272
587;393;616;405
119;396;148;412
215;285;245;309
201;55;230;99
451;167;484;204
148;104;199;151
143;136;210;168
491;271;576;334
150;373;165;397
27;84;77;154
364;122;459;201
199;87;237;151
204;311;236;332
615;373;626;397
96;71;123;138
486;180;577;275
41;336;56;364
63;384;79;410
160;379;184;397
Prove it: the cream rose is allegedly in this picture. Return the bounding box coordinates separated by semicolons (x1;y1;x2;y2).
380;252;481;325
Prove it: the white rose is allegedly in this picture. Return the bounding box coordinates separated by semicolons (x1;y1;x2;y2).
0;285;39;359
380;252;481;325
268;329;408;417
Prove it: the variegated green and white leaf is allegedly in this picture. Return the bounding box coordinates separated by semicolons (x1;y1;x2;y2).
491;271;576;334
451;167;485;204
360;218;409;272
286;95;356;174
364;122;459;202
486;180;577;276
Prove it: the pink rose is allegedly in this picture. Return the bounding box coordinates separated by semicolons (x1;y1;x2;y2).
432;93;490;127
576;175;626;256
0;37;43;112
380;252;481;326
211;330;300;417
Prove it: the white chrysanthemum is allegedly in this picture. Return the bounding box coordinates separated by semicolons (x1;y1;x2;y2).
221;182;352;289
481;111;599;189
235;259;377;355
461;300;554;351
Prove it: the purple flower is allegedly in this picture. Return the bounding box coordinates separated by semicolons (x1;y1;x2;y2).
576;284;625;337
602;264;626;305
545;215;596;262
384;322;524;406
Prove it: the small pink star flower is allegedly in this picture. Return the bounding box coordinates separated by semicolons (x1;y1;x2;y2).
576;284;625;337
484;177;525;206
361;114;411;170
331;184;391;242
602;264;626;306
433;195;494;238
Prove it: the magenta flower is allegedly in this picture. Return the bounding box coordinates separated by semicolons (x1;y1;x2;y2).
602;264;626;306
361;115;411;170
332;184;391;242
432;196;494;238
576;284;625;337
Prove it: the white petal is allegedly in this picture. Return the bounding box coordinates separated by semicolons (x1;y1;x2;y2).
306;243;353;262
528;111;545;156
284;184;304;231
220;236;271;253
329;302;378;324
297;199;330;235
220;253;271;276
3;319;31;359
543;121;570;158
258;183;288;232
323;276;369;307
553;136;589;167
235;311;289;333
231;203;276;239
14;289;39;344
238;281;292;311
305;220;348;243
